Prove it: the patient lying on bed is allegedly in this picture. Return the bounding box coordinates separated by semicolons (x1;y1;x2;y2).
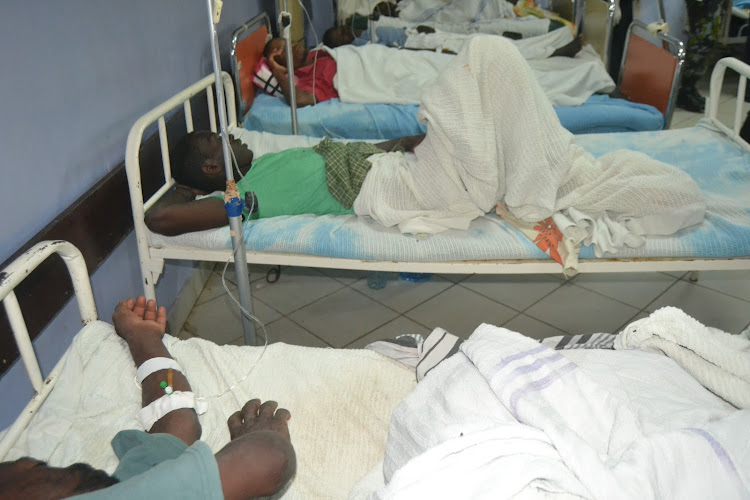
145;131;425;236
264;28;583;108
0;297;296;499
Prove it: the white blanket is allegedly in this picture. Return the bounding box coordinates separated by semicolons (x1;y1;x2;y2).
6;322;416;499
405;26;573;60
353;36;704;256
332;44;454;105
332;35;615;107
398;0;517;23
357;323;748;499
373;15;552;38
616;306;750;409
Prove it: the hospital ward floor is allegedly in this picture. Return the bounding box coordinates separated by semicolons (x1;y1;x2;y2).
176;81;750;347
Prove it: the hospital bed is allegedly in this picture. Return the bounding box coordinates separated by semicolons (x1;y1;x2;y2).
0;240;417;498
231;12;673;139
1;242;746;499
125;55;750;317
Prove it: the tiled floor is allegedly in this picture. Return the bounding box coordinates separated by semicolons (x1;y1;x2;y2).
177;265;750;348
176;77;750;349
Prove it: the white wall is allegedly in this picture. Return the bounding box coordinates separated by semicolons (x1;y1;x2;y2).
0;0;272;429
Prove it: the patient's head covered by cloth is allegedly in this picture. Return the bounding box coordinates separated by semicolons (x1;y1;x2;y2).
353;35;705;256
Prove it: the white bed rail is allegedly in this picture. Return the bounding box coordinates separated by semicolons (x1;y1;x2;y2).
0;241;96;459
125;72;236;299
708;57;750;151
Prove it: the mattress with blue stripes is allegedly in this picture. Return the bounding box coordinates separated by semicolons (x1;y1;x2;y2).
243;93;665;139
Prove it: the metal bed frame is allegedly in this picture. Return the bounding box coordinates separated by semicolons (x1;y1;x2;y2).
124;59;750;323
0;241;96;459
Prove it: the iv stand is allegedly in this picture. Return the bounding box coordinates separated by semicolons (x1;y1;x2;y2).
205;0;256;345
279;0;299;135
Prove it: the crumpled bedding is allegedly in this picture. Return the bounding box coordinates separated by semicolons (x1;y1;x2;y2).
353;36;704;257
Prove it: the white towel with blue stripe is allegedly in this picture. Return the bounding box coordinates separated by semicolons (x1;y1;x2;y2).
367;323;750;499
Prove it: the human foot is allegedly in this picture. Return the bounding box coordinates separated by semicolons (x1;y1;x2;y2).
551;35;583;58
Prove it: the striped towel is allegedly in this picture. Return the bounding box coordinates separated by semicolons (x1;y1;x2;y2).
367;329;615;382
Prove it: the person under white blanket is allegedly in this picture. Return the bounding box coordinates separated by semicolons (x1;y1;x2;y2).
331;29;615;106
351;321;749;499
354;35;705;255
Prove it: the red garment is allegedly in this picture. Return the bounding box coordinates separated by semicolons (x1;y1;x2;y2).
295;50;339;103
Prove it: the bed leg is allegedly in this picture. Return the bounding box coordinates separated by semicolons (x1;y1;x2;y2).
688;271;700;282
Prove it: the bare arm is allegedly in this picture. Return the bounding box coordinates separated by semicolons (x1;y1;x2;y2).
267;47;316;108
113;297;296;498
113;297;202;446
145;187;229;236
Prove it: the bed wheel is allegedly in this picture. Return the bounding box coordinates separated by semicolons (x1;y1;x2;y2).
267;265;281;283
688;271;699;282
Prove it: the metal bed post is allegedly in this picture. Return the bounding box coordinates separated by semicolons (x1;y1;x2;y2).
205;0;256;345
0;241;97;459
280;0;300;135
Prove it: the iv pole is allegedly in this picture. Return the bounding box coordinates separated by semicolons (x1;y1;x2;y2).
205;0;256;345
279;0;300;135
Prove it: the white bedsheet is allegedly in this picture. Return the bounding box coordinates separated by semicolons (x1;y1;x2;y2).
397;0;517;23
6;322;416;499
353;323;748;499
404;23;574;58
332;36;614;107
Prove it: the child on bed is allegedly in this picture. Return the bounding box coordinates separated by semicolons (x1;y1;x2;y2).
0;296;296;499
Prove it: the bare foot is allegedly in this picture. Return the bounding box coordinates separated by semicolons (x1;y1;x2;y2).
227;399;291;441
551;35;583;58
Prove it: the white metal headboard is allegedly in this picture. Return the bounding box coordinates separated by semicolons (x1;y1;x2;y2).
708;57;750;152
0;241;96;459
124;72;236;299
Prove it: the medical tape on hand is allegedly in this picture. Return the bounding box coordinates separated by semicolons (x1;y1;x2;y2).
136;357;182;385
138;391;209;432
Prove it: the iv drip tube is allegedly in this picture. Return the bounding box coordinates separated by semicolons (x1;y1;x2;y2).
205;0;256;345
280;0;300;135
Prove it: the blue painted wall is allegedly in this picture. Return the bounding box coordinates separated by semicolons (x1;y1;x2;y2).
305;0;337;46
0;0;273;429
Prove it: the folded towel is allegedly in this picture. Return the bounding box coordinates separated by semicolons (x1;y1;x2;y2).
615;307;750;409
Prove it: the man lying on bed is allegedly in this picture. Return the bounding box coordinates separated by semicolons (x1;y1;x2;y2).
145;131;425;236
263;27;583;107
0;297;296;499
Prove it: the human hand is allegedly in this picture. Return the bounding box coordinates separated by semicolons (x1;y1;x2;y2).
174;184;206;198
267;48;286;75
227;399;291;442
112;296;167;343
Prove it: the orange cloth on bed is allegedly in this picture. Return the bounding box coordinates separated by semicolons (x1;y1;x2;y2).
296;50;339;103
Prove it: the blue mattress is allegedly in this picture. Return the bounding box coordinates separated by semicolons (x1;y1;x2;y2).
229;123;750;262
243;93;665;139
